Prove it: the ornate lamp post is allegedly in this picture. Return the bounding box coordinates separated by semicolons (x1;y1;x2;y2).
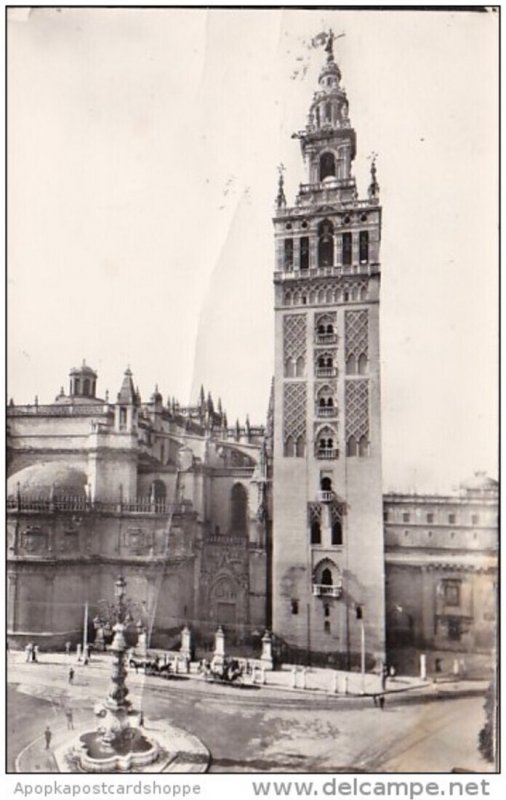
101;576;133;748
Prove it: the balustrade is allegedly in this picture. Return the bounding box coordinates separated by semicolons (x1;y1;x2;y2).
312;584;343;598
316;448;338;460
316;406;337;418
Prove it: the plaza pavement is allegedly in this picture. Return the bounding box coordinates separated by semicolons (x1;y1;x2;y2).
7;650;491;773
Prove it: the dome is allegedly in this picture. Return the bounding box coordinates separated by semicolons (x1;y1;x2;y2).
460;472;498;496
7;462;88;498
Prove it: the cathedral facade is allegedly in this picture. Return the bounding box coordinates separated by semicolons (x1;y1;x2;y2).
7;362;269;650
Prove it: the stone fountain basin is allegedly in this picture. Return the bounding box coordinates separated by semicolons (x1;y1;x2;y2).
51;721;210;773
76;731;159;773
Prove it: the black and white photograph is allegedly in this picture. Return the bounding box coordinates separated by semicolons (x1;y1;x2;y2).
5;5;499;779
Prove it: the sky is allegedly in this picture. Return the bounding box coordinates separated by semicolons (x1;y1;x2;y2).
7;7;498;493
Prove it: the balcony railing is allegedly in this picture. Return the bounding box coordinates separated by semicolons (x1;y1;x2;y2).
316;368;337;378
313;583;343;598
7;494;187;516
318;490;334;503
316;448;338;460
316;333;337;345
316;406;337;418
274;263;380;281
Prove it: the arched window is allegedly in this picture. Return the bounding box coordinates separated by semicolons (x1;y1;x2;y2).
151;480;167;507
318;220;334;268
359;230;369;263
358;353;368;374
346;354;357;375
321;568;333;586
284;238;294;270
83;379;90;396
311;521;321;545
295;356;305;377
359;435;369;457
284;436;294;457
285;358;296;377
347;436;357;457
300;236;309;270
325;102;332;122
321;477;332;492
295;436;305;457
231;484;248;533
326;324;334;334
332;520;342;546
320;152;336;181
74;378;80;395
342;232;352;266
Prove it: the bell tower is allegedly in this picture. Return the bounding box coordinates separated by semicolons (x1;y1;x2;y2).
272;32;385;666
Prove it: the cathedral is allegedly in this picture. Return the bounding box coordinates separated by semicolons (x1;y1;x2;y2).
6;35;497;676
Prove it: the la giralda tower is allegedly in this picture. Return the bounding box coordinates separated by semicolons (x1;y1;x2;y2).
272;32;385;666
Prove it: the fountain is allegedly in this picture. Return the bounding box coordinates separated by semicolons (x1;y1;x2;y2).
52;576;209;773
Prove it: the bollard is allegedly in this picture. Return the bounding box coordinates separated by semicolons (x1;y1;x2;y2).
300;667;307;690
420;653;427;681
291;666;297;689
331;671;339;694
260;666;266;685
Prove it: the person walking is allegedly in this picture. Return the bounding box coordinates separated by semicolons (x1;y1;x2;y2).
44;725;52;749
65;708;74;730
68;667;75;684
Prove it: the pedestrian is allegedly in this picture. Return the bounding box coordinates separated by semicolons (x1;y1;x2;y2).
68;667;75;684
381;663;388;692
138;711;144;727
65;708;74;730
44;725;52;749
378;695;385;710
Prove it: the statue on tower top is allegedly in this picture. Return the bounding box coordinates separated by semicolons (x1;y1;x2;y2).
325;29;335;61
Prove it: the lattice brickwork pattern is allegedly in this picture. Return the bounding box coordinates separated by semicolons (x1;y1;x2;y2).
283;383;306;441
283;314;307;364
345;379;369;440
345;310;369;359
307;503;322;524
330;503;343;524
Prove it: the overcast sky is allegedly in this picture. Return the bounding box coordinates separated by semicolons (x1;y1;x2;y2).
7;7;498;492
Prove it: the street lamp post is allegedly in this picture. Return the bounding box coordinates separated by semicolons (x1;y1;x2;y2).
101;576;133;748
356;604;365;694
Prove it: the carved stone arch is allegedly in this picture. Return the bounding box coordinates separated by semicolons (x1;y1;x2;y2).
315;424;338;452
319;150;336;181
209;572;239;634
230;482;248;533
313;557;340;585
316;312;335;333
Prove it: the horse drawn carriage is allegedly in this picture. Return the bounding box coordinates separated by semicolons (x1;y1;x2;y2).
200;657;244;686
129;655;174;678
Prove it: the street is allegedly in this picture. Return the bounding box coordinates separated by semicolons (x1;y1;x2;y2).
7;655;494;774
